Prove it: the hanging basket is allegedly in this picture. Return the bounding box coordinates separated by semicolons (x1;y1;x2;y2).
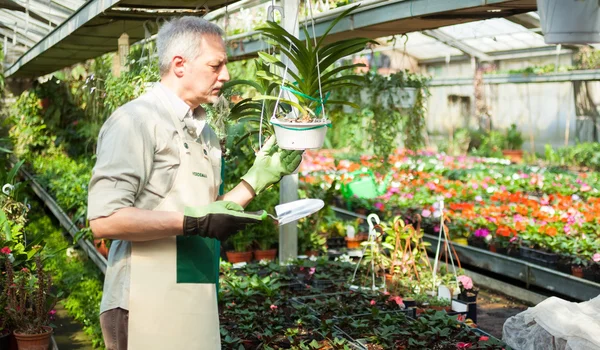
360;88;418;109
391;87;417;109
271;119;330;150
537;0;600;44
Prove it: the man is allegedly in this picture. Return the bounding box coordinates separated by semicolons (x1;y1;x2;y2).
87;17;302;349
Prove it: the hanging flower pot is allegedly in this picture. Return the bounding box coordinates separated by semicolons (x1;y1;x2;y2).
271;119;330;150
13;326;53;350
248;5;375;150
537;0;600;44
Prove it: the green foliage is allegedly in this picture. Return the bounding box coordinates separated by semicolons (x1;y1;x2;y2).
328;70;430;163
29;211;104;348
470;130;505;158
504;124;524;150
31;146;92;224
237;187;279;251
544;142;600;170
255;5;375;121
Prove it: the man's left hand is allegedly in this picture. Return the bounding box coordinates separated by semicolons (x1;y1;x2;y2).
241;136;303;195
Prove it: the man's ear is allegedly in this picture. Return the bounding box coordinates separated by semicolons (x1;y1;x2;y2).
172;56;185;78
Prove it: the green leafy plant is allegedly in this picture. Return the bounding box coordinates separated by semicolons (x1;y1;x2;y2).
254;5;375;122
504;124;524;150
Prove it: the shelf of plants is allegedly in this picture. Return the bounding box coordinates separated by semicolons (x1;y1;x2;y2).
19;167;107;274
298;149;600;301
219;261;506;349
18;160;500;348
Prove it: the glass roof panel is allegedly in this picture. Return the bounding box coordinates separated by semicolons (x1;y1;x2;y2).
436;16;547;54
0;0;86;64
402;32;463;60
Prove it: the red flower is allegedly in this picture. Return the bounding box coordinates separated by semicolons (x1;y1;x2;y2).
370;300;376;306
0;247;10;255
479;336;489;341
456;343;472;349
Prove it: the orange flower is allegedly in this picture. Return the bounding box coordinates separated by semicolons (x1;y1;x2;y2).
496;226;511;237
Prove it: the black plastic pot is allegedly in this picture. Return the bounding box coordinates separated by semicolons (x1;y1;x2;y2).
0;331;9;350
326;237;346;250
520;247;558;268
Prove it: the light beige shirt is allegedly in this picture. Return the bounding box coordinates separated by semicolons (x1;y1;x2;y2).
87;83;221;313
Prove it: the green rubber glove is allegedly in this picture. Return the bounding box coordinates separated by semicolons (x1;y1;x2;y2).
241;136;304;195
183;201;267;241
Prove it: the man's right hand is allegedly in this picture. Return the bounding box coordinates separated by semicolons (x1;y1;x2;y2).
182;201;266;241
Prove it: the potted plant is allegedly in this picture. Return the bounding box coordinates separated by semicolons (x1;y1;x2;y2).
253;5;376;150
226;231;254;264
253;225;278;262
4;254;59;350
537;0;600;45
502;123;524;163
0;245;12;348
457;275;479;303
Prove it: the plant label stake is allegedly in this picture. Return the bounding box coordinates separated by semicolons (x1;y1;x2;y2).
349;213;387;293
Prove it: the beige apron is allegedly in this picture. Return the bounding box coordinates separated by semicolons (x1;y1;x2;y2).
128;91;221;349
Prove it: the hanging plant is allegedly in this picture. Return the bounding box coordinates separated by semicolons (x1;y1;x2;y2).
253;4;376;149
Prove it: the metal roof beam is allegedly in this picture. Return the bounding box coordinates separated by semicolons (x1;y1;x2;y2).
506;12;539;30
5;0;120;77
423;29;494;61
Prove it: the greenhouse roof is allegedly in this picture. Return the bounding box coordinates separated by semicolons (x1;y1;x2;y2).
3;0;558;78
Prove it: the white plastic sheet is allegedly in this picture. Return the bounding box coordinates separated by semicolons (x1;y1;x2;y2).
503;296;600;350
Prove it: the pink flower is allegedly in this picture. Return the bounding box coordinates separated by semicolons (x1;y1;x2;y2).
0;247;10;255
389;296;404;307
456;342;472;349
457;275;473;290
479;336;489;341
309;267;316;275
509;236;518;243
471;183;479;190
427;182;436;190
370;300;376;306
593;253;600;263
422;209;432;218
49;309;57;315
374;202;384;210
270;304;278;310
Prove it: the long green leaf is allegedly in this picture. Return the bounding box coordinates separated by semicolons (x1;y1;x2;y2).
253;95;307;115
315;5;361;49
257;53;303;83
223;79;263;93
7;160;24;184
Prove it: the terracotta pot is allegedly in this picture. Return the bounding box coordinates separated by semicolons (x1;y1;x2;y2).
254;249;277;262
94;239;109;258
305;250;319;257
502;149;524;163
345;235;367;249
13;326;52;350
226;251;253;264
571;265;585;278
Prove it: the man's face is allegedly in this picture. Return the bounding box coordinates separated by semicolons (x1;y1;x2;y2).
181;34;230;106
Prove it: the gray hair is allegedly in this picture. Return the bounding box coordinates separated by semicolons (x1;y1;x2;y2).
157;16;224;76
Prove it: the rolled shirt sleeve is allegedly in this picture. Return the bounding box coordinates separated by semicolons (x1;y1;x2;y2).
87;110;155;220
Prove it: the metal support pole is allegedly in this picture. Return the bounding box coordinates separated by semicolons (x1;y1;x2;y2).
279;0;299;263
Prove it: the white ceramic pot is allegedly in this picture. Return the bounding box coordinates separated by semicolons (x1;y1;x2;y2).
271;118;330;150
537;0;600;44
